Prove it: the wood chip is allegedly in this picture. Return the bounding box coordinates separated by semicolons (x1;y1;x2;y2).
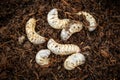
100;50;110;58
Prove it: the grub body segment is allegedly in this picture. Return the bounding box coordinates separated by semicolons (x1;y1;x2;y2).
64;53;85;70
47;39;80;55
26;18;46;44
35;49;51;66
47;8;70;29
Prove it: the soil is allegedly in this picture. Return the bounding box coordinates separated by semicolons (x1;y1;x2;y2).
0;0;120;80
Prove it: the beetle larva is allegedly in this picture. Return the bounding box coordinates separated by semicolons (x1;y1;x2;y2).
47;38;80;55
26;18;46;44
64;53;85;70
76;11;97;31
47;8;70;29
35;49;51;66
61;20;83;41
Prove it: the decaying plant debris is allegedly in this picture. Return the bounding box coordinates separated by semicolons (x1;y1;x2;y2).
0;0;120;80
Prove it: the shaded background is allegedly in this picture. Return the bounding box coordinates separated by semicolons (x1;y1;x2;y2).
0;0;120;80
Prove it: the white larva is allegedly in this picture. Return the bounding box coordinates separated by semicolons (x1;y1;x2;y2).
76;11;97;31
47;38;80;55
64;53;85;70
26;18;46;44
47;8;70;29
61;20;83;41
35;49;51;66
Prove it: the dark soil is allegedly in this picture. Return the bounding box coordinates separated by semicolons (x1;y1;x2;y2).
0;0;120;80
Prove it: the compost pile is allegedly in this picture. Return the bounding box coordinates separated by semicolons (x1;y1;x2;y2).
0;0;120;80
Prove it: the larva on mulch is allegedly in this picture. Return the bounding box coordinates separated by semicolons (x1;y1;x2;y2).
61;20;83;41
47;38;80;55
26;18;46;44
47;8;70;29
35;49;51;66
76;11;97;31
64;53;85;70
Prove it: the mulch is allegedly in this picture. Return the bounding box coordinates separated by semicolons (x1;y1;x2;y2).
0;0;120;80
